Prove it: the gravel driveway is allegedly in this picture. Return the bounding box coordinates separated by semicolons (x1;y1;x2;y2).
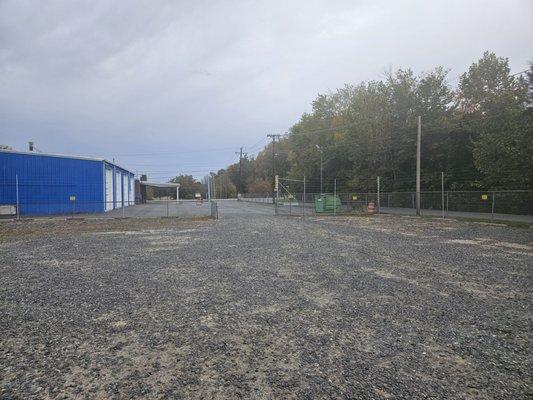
1;202;531;399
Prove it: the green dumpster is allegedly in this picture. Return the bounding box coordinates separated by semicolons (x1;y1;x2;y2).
315;194;341;213
315;196;325;212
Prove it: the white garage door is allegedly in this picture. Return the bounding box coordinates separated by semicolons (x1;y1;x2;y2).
105;168;114;211
115;171;122;207
129;175;134;205
122;174;130;207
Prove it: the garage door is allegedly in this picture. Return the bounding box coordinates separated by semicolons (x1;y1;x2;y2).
122;174;127;206
115;171;122;207
129;175;134;205
105;168;113;211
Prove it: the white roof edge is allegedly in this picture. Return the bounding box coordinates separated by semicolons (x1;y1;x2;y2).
139;181;180;188
0;148;133;174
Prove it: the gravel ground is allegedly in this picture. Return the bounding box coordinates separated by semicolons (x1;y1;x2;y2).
1;202;532;399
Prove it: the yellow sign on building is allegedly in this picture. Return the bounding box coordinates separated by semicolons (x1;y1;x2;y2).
481;194;488;200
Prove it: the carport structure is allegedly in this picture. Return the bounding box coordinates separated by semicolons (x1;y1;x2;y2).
137;181;180;203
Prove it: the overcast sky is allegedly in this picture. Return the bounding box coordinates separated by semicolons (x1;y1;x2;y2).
1;0;532;181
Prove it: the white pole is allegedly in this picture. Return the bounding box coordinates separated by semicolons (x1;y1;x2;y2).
15;174;20;220
207;176;211;202
176;186;179;203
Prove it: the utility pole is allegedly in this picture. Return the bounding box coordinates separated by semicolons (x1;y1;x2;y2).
212;174;216;200
416;116;421;216
267;134;281;202
207;175;211;202
236;147;243;195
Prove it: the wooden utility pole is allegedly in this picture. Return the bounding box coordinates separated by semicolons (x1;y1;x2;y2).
416;116;421;216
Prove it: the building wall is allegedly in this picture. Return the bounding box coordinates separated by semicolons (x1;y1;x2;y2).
0;151;105;215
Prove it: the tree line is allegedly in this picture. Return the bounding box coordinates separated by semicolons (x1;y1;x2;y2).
174;52;532;197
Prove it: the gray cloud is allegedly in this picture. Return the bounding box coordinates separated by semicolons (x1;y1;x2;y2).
1;0;532;180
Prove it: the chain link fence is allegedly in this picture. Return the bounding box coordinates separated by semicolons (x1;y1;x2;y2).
240;193;274;204
269;190;533;222
1;200;219;219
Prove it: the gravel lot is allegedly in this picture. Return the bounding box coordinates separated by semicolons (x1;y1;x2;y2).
1;202;532;399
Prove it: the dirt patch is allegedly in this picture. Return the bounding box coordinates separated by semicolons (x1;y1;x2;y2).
0;217;211;242
447;238;532;255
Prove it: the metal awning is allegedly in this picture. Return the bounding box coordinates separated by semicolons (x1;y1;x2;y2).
139;181;180;188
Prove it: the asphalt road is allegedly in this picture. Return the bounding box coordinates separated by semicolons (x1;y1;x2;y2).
101;200;213;218
92;199;274;219
1;203;531;399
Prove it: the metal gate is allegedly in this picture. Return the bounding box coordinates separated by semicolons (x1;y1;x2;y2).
275;176;367;216
275;177;309;216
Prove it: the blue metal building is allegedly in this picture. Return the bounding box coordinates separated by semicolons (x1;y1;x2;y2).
0;149;135;216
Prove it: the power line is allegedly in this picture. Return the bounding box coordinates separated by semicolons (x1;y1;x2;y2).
511;69;529;76
245;137;269;152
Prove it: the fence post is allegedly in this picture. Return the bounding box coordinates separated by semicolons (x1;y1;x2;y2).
377;176;380;214
334;178;337;216
166;200;169;217
491;191;495;220
15;174;20;220
441;172;445;219
122;202;125;218
289;195;292;216
211;201;218;219
303;175;306;217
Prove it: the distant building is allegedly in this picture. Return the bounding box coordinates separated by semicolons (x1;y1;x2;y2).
0;148;135;216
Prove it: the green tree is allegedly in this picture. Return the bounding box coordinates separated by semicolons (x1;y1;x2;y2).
169;175;204;199
457;52;530;188
224;52;531;193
